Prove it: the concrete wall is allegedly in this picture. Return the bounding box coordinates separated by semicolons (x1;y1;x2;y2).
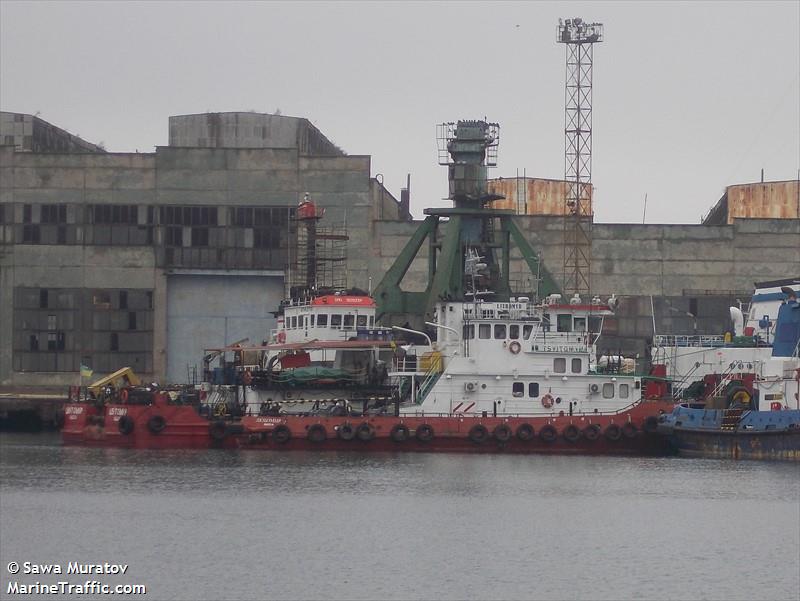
1;112;106;153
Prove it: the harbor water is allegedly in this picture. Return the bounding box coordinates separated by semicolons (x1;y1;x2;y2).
1;433;798;601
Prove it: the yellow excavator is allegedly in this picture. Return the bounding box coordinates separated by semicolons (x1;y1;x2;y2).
87;367;141;401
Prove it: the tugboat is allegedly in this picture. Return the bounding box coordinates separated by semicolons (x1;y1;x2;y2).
61;119;675;453
656;287;800;461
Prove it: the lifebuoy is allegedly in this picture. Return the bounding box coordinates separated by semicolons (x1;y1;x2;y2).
604;423;622;441
509;341;522;355
272;425;292;444
515;423;535;441
539;424;557;443
622;422;638;439
119;388;129;403
118;415;134;435
415;424;434;442
583;424;600;441
209;420;227;441
337;422;356;441
242;371;253;386
390;424;410;442
562;424;581;443
493;424;512;443
541;394;554;409
147;415;166;434
468;424;489;444
356;422;375;442
277;331;286;344
307;424;327;443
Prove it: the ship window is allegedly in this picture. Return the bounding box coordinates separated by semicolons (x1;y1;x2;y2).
571;358;582;373
603;383;615;398
331;314;342;329
528;383;539;398
512;382;524;397
574;317;587;332
619;384;629;399
357;315;367;328
344;315;354;328
478;324;491;339
463;324;475;339
523;325;533;339
509;325;520;339
557;314;572;332
290;316;297;329
369;316;374;327
494;324;506;339
554;358;566;373
317;314;328;327
310;315;315;327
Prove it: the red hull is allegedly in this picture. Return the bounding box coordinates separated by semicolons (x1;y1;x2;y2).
61;399;675;455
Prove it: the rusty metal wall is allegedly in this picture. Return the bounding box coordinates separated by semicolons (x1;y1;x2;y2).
487;177;593;216
726;180;800;224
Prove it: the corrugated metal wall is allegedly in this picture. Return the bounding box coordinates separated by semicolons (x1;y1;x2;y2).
165;275;283;383
726;180;800;223
487;177;594;216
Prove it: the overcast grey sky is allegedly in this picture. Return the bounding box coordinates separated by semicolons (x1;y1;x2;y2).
2;1;798;223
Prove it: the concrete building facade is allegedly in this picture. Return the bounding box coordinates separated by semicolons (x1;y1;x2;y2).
1;111;406;388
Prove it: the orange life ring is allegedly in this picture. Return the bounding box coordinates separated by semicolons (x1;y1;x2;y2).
119;388;129;403
509;341;522;355
541;394;554;409
277;331;286;344
242;370;253;386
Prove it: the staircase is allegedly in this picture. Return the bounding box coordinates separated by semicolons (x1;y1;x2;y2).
720;408;745;431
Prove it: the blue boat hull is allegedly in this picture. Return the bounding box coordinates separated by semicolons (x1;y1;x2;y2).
668;427;800;461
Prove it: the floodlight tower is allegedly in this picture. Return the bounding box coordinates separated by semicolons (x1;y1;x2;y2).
557;17;603;296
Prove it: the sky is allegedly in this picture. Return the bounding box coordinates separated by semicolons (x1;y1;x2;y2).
1;1;798;224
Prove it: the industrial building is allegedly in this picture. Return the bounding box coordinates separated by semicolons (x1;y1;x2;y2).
1;110;798;418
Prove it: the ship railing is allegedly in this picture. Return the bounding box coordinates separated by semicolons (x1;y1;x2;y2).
654;334;726;348
399;400;647;418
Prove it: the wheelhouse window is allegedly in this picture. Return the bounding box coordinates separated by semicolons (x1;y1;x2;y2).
554;358;566;373
478;324;491;339
557;314;572;332
343;315;354;329
310;315;315;327
330;314;342;329
574;317;587;332
509;325;520;339
512;382;524;397
494;324;506;339
571;358;582;373
317;314;328;327
523;324;533;339
619;384;629;399
528;383;539;397
603;383;615;398
357;315;367;328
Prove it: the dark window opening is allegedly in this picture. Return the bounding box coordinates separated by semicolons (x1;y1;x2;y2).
689;298;698;317
165;226;183;246
57;226;66;244
110;333;119;351
47;332;57;351
146;291;153;309
128;312;137;330
23;225;40;243
512;382;524;397
23;204;32;223
528;383;539;397
119;291;128;309
39;289;48;308
191;227;209;247
29;334;39;351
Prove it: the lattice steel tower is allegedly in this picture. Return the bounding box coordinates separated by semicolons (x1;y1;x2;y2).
558;17;603;296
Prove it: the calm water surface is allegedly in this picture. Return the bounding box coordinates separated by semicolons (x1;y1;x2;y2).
0;433;798;601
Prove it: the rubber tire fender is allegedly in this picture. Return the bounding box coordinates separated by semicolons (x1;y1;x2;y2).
468;424;489;444
337;422;356;441
539;424;557;443
493;424;512;443
356;422;376;442
604;423;622;441
562;424;581;443
415;424;434;442
307;424;327;443
583;424;600;441
515;423;535;441
272;424;292;444
622;422;638;439
389;424;410;442
147;415;166;434
209;420;227;441
118;415;135;435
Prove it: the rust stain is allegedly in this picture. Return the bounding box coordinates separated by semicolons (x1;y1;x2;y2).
726;180;799;224
487;178;594;216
